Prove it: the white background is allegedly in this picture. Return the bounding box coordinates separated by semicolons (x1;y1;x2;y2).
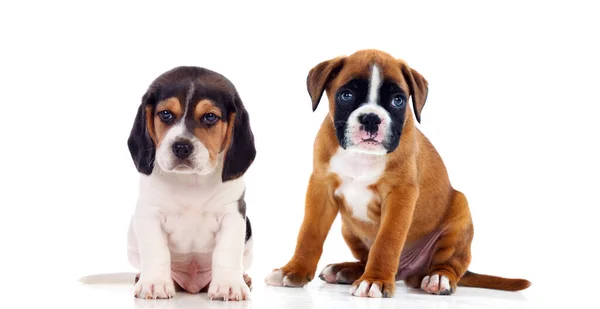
1;1;599;308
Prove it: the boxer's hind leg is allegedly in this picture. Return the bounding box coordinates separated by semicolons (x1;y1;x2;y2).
405;190;474;295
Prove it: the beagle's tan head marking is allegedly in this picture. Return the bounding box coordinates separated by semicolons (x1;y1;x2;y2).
128;66;256;182
306;49;428;154
147;97;182;146
191;99;229;162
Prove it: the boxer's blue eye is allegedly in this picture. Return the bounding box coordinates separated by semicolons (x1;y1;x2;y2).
158;110;174;123
391;95;405;108
338;91;354;103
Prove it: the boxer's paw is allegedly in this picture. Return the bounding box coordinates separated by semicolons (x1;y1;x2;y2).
265;266;313;287
350;276;395;298
421;273;453;295
318;261;365;284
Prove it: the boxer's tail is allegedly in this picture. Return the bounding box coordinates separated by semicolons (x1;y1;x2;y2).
458;271;531;291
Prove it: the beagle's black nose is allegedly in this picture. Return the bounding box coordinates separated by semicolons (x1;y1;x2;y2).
172;141;193;159
359;113;381;134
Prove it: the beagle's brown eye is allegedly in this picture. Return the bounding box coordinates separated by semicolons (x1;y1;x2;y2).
158;110;174;123
202;113;219;124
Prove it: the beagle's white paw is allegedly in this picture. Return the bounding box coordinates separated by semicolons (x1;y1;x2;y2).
208;270;250;301
134;276;176;299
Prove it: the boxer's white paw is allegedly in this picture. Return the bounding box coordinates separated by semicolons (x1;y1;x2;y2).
421;274;452;295
319;265;337;283
350;278;394;298
264;268;310;287
318;262;365;284
350;280;383;298
265;269;285;286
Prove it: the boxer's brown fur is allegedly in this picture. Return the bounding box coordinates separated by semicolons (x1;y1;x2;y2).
266;49;530;297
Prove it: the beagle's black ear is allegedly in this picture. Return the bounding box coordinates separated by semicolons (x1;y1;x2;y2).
221;92;256;182
127;90;156;175
306;56;345;111
401;64;429;123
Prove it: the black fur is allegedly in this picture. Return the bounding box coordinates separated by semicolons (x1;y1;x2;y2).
238;191;247;217
221;92;256;182
245;216;252;242
236;190;252;242
378;80;408;152
127;91;157;175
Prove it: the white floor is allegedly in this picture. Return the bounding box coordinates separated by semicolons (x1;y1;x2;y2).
27;275;549;309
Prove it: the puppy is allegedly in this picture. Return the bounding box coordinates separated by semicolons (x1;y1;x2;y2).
126;66;256;300
265;49;531;297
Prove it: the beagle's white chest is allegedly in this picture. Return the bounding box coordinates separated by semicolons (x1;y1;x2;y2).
162;207;220;253
328;148;387;222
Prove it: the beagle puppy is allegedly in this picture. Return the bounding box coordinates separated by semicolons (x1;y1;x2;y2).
126;66;256;301
265;49;530;297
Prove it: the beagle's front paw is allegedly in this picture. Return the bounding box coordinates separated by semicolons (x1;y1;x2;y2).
208;270;250;301
134;275;176;299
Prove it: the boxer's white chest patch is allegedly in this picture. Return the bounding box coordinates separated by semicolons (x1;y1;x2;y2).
329;148;387;222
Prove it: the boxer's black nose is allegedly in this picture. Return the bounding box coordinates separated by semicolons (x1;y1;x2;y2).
359;113;381;134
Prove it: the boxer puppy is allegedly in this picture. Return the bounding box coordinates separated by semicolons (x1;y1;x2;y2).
265;49;530;298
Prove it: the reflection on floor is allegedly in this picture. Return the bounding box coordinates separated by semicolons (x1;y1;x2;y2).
69;278;534;309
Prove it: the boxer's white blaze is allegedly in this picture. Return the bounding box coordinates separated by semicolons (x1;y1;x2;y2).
367;65;382;105
341;63;390;154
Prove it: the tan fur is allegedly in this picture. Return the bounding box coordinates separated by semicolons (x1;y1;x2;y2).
150;98;183;147
192;99;228;163
273;49;530;297
145;106;157;144
221;112;236;155
193;99;223;120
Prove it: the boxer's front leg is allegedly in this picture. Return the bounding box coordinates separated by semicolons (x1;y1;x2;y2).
351;185;418;298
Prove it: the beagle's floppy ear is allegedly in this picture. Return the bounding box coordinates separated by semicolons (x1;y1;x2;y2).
127;90;156;175
306;56;345;111
221;92;256;182
401;64;429;123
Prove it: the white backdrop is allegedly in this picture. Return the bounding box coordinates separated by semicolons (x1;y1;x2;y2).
1;1;599;308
